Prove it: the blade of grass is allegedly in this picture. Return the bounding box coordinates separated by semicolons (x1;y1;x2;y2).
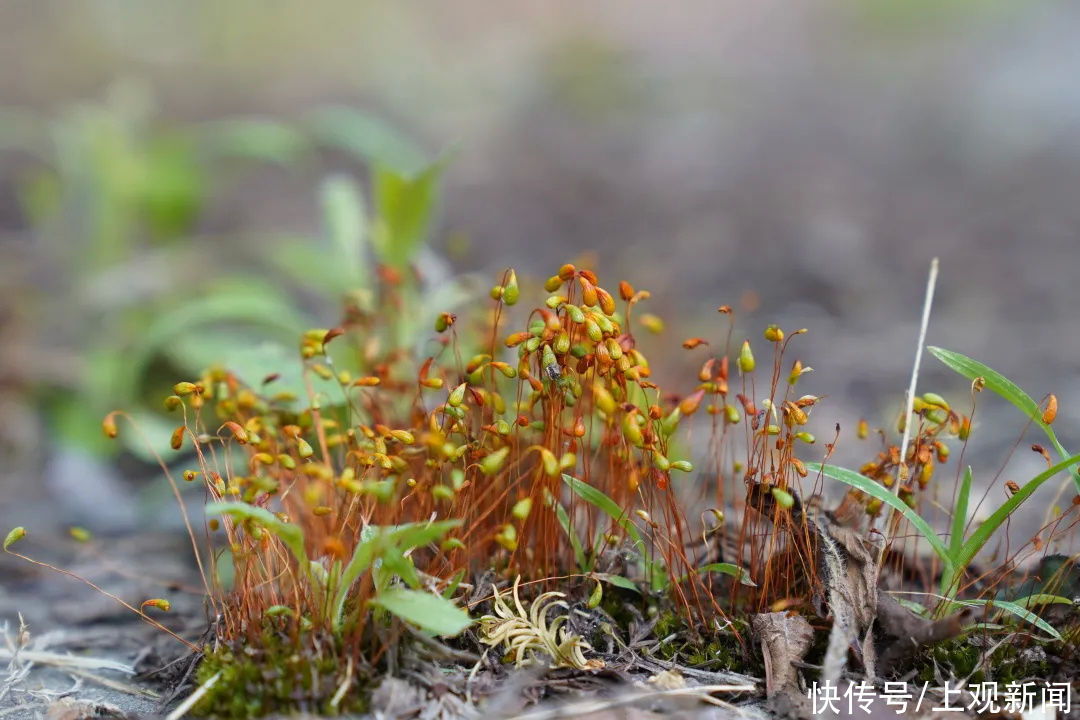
951;599;1063;641
927;346;1080;493
592;573;642;595
677;562;756;587
948;466;972;559
562;474;643;548
940;466;973;597
887;595;929;616
332;534;378;630
806;462;950;561
1008;594;1074;610
953;453;1080;575
553;498;589;571
206;502;308;569
562;474;664;590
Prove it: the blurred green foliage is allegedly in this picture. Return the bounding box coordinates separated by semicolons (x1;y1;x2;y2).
2;82;467;462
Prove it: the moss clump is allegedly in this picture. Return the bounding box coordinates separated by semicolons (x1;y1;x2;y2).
653;607;684;642
193;626;369;718
913;636;1053;685
647;607;755;673
683;632;749;672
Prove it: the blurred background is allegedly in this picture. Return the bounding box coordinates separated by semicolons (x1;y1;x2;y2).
2;0;1079;539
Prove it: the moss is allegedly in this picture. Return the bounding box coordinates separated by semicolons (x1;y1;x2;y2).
910;636;1054;686
646;607;757;673
597;585;645;631
192;625;370;718
652;607;683;641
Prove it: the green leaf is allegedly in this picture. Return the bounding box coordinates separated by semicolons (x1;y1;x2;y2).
806;462;950;562
1009;594;1075;610
699;563;757;587
307;107;428;176
949;466;972;560
206;502;308;570
139;134;204;239
269;237;369;301
121;280;307;404
592;573;641;595
320;174;367;290
199;117;310;165
332;534;378;629
370;587;472;636
168;338;342;408
553;498;589;571
953;453;1080;575
563;474;667;591
387;519;461;552
371;161;444;271
333;520;460;629
676;562;756;587
377;546;420;591
562;474;643;548
952;599;1063;641
941;465;973;597
927;346;1078;493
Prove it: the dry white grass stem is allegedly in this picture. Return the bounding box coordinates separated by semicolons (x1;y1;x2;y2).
165;670;222;720
885;257;939;561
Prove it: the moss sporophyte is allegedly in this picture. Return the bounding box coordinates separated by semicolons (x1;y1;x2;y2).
6;261;1079;716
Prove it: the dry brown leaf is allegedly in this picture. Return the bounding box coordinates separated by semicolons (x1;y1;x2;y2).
751;612;813;697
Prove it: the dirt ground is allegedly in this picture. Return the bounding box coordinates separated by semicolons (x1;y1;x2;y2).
0;532;205;719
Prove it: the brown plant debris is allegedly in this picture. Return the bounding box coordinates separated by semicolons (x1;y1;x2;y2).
751;612;813;698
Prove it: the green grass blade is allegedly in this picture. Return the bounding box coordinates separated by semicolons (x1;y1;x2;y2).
953;599;1063;641
927;346;1079;493
206;502;308;569
927;346;1044;427
948;466;972;559
701;562;757;587
562;474;643;547
592;573;641;594
886;594;929;616
562;474;665;590
677;562;756;587
441;568;467;600
553;498;589;571
954;453;1080;574
1009;594;1074;610
806;462;950;561
388;519;462;551
332;534;378;630
941;466;973;597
